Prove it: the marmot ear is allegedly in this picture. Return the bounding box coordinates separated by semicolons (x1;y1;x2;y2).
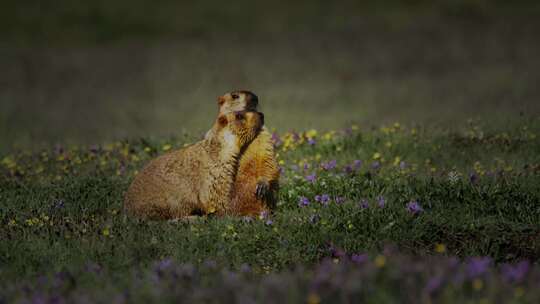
218;115;228;127
217;96;226;106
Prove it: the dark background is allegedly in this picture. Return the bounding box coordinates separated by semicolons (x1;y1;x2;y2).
1;0;539;152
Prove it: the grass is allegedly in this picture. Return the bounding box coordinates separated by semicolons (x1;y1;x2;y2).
1;118;539;302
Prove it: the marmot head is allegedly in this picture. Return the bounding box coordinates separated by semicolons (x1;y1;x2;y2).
217;91;259;115
215;111;264;150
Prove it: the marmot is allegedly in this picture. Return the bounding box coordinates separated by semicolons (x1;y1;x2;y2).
124;111;264;219
208;91;280;216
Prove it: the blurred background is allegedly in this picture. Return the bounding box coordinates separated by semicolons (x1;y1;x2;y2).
1;0;539;152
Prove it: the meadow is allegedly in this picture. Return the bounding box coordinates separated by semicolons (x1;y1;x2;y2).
1;118;539;303
2;1;540;302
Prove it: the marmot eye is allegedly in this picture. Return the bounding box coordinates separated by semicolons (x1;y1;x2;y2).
231;93;239;99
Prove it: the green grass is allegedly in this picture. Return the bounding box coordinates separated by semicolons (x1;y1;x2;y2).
1;119;539;276
1;118;539;301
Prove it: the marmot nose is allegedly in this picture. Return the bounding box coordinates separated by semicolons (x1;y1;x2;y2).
217;96;226;104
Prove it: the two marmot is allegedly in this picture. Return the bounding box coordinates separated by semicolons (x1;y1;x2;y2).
124;110;264;219
124;91;279;219
208;91;279;215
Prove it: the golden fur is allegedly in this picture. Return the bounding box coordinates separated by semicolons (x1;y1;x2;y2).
124;111;263;219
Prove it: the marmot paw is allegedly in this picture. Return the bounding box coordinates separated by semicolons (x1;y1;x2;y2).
255;180;271;201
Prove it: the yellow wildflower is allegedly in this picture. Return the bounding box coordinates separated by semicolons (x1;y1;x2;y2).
375;255;386;268
322;131;335;141
305;129;318;139
306;293;321;304
472;279;483;291
435;243;446;253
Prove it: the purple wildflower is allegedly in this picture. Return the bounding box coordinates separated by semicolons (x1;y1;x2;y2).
399;161;407;169
321;160;337;170
265;219;273;226
305;173;317;183
316;194;330;205
466;257;491;278
501;260;530;282
377;196;386;208
407;200;423;214
334;196;345;204
351;253;368;264
89;144;100;153
54;144;64;155
85;262;102;274
292;131;301;142
353;160;362;170
303;163;310;171
298;196;310;207
203;260;217;270
154;258;173;273
371;161;381;170
53;199;65;209
359;199;369;209
343;165;354;174
240;263;251;273
308;138;316;146
271;132;282;147
424;276;443;294
329;245;346;258
469;173;478;184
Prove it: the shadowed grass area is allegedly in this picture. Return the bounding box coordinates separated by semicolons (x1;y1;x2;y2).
1;1;540;153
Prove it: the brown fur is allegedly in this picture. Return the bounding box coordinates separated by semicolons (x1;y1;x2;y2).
229;127;279;215
124;111;263;220
209;90;280;216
